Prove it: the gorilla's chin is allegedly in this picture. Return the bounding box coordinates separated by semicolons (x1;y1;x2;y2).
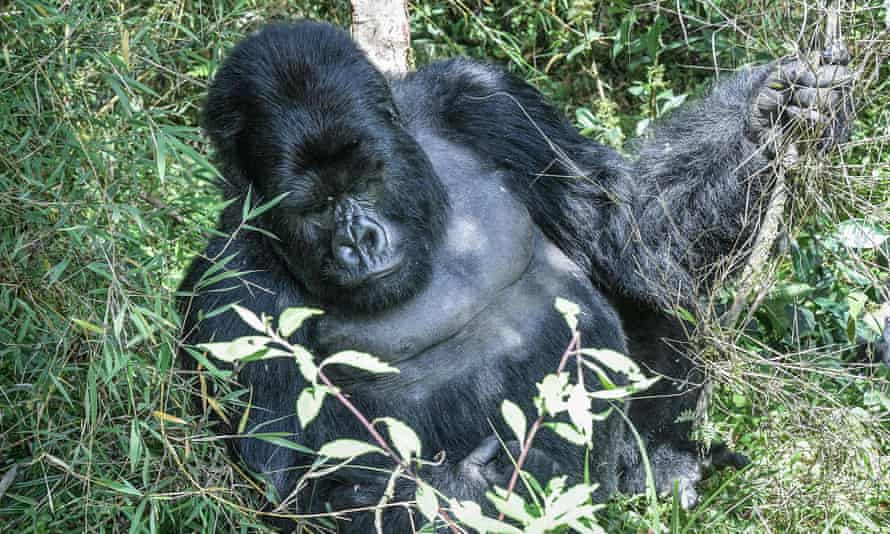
323;255;434;315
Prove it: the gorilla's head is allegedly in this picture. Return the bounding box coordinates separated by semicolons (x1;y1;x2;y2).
203;21;449;313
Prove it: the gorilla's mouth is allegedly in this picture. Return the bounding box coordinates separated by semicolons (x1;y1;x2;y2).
337;253;405;288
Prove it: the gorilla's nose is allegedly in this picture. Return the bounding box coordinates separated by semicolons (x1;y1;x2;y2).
333;216;387;267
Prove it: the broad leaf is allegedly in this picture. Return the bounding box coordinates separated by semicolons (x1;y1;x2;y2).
231;304;267;333
280;307;324;337
579;348;644;381
377;417;421;461
554;297;580;331
501;400;527;443
415;482;439;522
318;439;384;459
297;387;328;428
322;350;399;375
199;336;270;362
836;220;889;249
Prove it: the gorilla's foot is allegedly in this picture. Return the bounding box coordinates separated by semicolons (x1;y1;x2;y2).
620;441;748;510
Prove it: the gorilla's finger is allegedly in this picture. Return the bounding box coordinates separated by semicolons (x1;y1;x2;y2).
790;86;841;110
782;62;853;87
757;86;788;110
463;435;501;467
784;105;829;127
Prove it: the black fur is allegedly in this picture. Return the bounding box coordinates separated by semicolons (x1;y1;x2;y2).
179;21;783;531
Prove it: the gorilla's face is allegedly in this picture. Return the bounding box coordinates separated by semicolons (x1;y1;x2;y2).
259;111;449;313
202;22;449;312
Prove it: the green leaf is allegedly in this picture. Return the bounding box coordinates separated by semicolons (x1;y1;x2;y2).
377;417;421;461
549;483;596;520
279;307;324;337
836;220;889;250
321;350;400;375
450;500;522;534
297;387;328;429
554;297;580;331
231;304;267;333
415;482;439;522
198;336;270;362
293;345;319;383
128;420;142;473
547;422;588;446
579;348;644;381
489;487;532;524
501;400;527;443
318;439;385;459
537;373;570;416
252;434;314;455
566;384;593;443
246;191;290;220
153;128;166;181
847;292;868;320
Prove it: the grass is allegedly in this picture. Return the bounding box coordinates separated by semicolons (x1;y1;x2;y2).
0;0;888;532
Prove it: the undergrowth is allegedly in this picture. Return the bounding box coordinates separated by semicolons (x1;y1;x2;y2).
0;1;887;532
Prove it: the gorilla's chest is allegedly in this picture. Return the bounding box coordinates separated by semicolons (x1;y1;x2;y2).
314;136;623;397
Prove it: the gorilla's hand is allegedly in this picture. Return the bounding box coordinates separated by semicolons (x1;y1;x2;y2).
750;45;853;161
459;436;561;492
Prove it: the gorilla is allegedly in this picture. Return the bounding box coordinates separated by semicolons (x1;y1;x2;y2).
178;20;851;531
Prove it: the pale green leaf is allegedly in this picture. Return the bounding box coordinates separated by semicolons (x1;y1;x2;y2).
297;387;328;428
836;220;889;249
579;348;644;381
415;482;439;522
293;345;318;383
322;350;400;375
549;483;594;519
554;297;580;331
547;422;587;446
566;384;593;443
199;336;270;362
501;400;527;443
232;304;267;333
489;487;532;524
318;439;384;459
280;307;324;337
377;417;421;461
450;500;522;534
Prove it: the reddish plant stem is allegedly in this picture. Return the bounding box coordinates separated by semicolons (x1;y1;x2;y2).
498;331;580;521
315;366;462;532
316;368;403;466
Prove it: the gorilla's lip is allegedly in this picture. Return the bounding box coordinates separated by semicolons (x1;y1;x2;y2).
338;254;404;287
367;263;401;280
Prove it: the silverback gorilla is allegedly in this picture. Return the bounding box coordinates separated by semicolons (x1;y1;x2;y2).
178;20;851;531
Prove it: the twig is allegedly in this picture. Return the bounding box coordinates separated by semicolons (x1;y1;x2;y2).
722;169;787;327
498;331;580;521
722;2;842;327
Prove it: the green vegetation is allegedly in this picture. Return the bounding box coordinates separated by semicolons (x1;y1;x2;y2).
0;1;887;532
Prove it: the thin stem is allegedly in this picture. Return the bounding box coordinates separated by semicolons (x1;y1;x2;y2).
498;330;580;520
315;368;404;466
269;329;466;531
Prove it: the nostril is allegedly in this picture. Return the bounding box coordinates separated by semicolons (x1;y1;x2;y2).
353;219;386;255
359;227;378;251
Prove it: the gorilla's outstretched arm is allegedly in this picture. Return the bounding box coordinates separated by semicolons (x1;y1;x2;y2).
404;57;849;308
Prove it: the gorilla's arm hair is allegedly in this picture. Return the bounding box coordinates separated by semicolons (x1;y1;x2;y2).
178;229;308;495
630;66;775;295
400;59;773;308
